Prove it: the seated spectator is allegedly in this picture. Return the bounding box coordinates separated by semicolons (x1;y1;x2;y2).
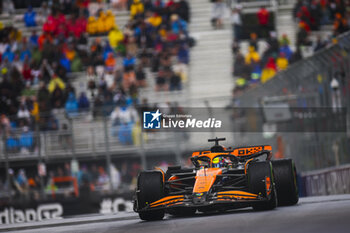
37;82;50;104
24;7;37;27
297;21;310;47
211;0;226;29
0;114;11;135
97;11;107;34
108;26;124;49
279;34;290;47
279;40;293;61
130;0;144;19
22;63;33;84
231;7;242;41
71;57;83;72
30;96;39;122
78;92;90;110
17;104;31;120
2;46;15;62
178;45;189;64
20;45;31;62
105;10;116;32
147;12;162;28
135;65;146;87
265;31;279;58
72;15;87;39
29;31;39;48
178;0;191;23
16;169;28;195
97;166;110;190
48;74;66;93
333;13;348;35
51;85;65;109
65;93;78;116
169;70;182;91
21;82;35;97
261;57;276;83
276;52;289;71
86;66;98;98
171;14;187;34
249;33;258;52
233;51;248;78
173;61;188;83
245;46;260;65
64;45;76;62
250;61;262;83
87;16;98;35
105;52;116;70
155;69;168;91
257;6;270;38
123;70;137;91
60;55;71;72
123;54;136;71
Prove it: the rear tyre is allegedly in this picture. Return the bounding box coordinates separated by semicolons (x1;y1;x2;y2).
137;171;165;221
272;159;299;206
248;161;277;211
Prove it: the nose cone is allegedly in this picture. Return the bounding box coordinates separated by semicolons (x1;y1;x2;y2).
193;192;207;205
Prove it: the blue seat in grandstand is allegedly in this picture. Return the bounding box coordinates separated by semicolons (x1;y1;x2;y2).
24;7;37;27
6;136;19;151
65;93;79;117
19;131;34;149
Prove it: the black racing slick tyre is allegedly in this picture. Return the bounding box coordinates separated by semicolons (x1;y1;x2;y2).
137;171;165;221
248;161;277;211
272;159;299;206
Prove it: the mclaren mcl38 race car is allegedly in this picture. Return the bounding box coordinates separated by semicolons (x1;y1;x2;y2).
134;138;299;221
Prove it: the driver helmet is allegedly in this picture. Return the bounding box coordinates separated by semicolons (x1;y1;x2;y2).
212;157;224;168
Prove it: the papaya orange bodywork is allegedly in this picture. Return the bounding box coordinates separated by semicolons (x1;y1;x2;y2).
149;195;184;207
217;190;258;200
193;168;222;193
265;176;271;196
231;145;272;157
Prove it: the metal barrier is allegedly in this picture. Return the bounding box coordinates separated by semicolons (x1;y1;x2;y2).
0;112;182;164
302;164;350;196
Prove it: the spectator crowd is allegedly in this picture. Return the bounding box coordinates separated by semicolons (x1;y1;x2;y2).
0;160;141;202
0;0;192;152
231;1;350;95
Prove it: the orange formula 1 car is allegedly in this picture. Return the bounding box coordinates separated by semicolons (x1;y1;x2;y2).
134;138;298;221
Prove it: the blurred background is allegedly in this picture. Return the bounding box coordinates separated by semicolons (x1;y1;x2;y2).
0;0;349;217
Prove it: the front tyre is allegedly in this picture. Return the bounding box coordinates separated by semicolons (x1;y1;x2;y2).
137;171;165;221
272;159;299;206
248;161;277;211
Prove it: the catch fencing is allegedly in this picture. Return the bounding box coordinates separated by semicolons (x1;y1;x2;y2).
232;31;350;172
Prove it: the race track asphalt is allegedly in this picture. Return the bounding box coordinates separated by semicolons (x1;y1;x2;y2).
11;195;350;233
